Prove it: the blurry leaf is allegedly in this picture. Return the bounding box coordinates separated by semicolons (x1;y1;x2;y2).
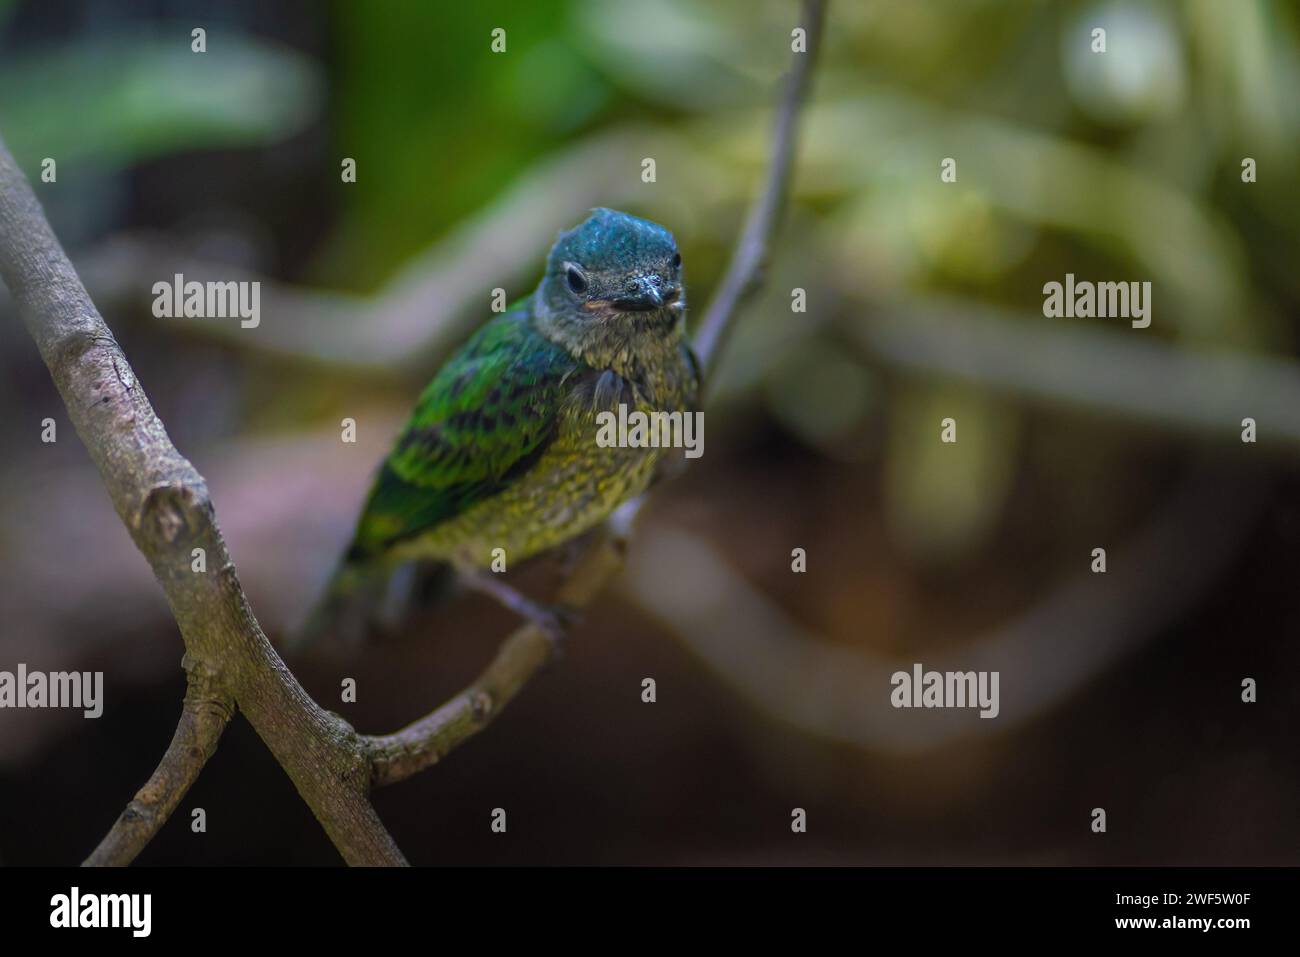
575;0;779;108
0;32;321;171
324;0;575;286
1062;2;1187;125
764;342;877;457
503;38;611;134
786;94;1259;345
883;384;1020;564
1187;0;1298;154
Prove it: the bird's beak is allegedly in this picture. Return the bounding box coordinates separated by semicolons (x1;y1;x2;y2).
612;275;679;312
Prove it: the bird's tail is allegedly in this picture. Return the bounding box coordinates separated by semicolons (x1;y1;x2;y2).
288;551;456;653
289;550;388;653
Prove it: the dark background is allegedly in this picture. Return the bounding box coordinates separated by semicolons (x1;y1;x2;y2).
1;0;1297;864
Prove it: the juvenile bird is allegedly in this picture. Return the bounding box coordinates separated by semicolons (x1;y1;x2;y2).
300;208;699;645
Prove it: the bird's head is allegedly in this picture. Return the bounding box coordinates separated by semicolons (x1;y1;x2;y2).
539;208;685;331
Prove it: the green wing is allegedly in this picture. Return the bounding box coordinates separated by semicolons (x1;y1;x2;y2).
349;307;578;557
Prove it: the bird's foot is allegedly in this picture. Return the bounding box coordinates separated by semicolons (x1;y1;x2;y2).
459;570;581;652
523;601;582;660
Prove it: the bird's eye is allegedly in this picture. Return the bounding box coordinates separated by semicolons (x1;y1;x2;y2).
566;265;588;294
671;252;682;268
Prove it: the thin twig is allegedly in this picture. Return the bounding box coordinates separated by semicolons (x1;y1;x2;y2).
0;137;406;867
692;0;826;382
619;461;1267;753
365;519;632;786
850;298;1300;452
83;657;234;865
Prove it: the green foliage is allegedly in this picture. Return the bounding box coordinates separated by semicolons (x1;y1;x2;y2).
0;33;321;171
3;0;1298;566
323;0;612;286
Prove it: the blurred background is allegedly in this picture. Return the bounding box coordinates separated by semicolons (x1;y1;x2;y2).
1;0;1298;865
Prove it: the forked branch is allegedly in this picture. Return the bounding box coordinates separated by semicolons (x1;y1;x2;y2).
0;0;827;866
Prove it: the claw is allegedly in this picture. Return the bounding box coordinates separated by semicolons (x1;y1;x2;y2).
537;602;582;652
459;570;581;651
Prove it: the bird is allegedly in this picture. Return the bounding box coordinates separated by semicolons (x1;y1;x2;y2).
297;208;699;648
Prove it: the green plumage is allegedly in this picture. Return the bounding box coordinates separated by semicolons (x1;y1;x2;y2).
301;208;699;643
350;309;578;559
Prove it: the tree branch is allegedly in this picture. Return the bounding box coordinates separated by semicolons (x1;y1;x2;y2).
83;655;233;866
692;0;826;382
364;517;634;787
1;0;825;865
0;138;406;866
